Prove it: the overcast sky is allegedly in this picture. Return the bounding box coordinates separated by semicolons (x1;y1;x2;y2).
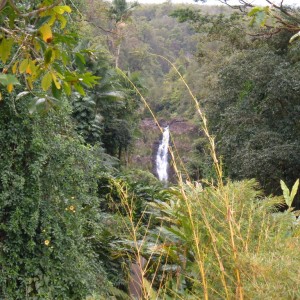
137;0;299;6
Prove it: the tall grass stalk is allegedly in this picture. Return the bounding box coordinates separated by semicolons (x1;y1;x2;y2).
109;178;174;299
144;55;243;298
117;58;239;299
150;54;244;298
116;58;299;299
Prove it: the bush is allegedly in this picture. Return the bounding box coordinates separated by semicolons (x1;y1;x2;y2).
0;97;109;299
124;179;300;299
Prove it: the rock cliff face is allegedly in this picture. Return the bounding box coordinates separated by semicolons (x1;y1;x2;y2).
130;118;199;181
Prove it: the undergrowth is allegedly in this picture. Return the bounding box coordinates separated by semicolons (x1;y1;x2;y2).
108;61;300;300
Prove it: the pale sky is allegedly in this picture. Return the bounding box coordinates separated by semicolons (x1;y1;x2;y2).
137;0;299;6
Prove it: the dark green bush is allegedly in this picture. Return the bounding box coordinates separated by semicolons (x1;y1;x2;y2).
0;96;109;299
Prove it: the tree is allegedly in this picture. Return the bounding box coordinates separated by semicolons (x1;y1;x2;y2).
0;0;98;111
0;94;115;298
108;0;139;67
194;0;300;41
206;37;300;201
0;1;121;297
70;47;143;162
97;70;143;162
172;2;299;202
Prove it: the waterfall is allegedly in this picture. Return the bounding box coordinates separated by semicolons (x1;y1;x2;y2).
156;126;170;182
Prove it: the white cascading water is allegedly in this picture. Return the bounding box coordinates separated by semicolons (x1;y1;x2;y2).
156;126;170;182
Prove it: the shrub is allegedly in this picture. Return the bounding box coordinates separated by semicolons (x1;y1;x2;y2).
0;97;109;299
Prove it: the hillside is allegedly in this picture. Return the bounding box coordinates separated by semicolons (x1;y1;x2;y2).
0;0;299;299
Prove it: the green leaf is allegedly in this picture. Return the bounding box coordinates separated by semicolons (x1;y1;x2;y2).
28;97;58;114
247;6;268;27
63;81;71;95
74;83;85;96
44;48;53;64
280;180;292;207
280;179;299;208
19;59;29;73
36;16;52;28
8;8;17;29
0;38;13;63
16;91;30;100
248;6;264;17
51;72;61;89
41;73;52;91
0;74;20;85
53;5;72;14
52;81;62;99
39;23;53;43
57;14;67;29
75;53;86;65
28;98;45;114
80;72;100;87
75;53;86;71
143;278;158;300
256;11;267;26
290;179;299;204
61;51;69;65
162;225;186;242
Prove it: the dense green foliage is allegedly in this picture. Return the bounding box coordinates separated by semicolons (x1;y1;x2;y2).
207;41;300;198
142;180;300;299
169;4;300;202
0;0;129;297
0;96;110;298
72;55;142;160
0;0;299;299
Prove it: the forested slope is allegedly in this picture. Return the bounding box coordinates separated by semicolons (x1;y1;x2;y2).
123;2;300;202
0;0;299;299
